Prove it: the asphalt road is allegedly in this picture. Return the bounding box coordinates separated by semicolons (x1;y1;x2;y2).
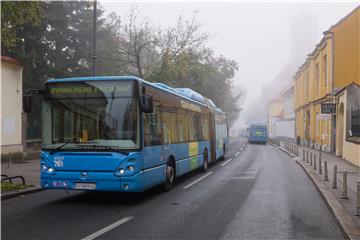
2;139;344;240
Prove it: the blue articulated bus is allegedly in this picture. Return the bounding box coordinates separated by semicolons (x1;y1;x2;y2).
30;76;228;192
248;122;267;144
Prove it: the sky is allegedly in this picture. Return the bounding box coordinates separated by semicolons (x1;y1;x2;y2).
100;0;359;129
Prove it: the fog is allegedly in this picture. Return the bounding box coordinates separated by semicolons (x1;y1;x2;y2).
101;1;358;131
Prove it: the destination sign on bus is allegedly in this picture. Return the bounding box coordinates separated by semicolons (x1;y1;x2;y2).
46;81;134;99
180;100;202;112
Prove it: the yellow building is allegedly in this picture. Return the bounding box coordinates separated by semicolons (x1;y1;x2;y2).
294;6;360;153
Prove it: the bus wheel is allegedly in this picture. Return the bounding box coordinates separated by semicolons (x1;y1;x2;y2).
202;149;209;172
164;162;175;191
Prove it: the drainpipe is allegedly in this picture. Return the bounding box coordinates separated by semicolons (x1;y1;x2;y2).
325;30;335;154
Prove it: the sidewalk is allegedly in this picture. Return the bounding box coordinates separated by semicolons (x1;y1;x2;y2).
277;141;360;239
1;158;40;186
297;145;360;225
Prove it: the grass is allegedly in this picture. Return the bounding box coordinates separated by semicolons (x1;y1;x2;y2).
1;182;34;192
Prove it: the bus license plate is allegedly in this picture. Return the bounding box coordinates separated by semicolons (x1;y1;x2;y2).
74;183;96;190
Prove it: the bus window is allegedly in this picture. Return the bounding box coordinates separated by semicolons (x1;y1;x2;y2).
188;112;202;141
161;111;177;144
201;115;210;141
144;106;161;146
177;113;188;143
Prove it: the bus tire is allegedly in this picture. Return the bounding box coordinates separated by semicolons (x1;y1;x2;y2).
202;149;209;172
163;160;175;191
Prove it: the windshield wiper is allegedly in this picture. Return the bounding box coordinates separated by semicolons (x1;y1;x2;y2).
55;141;81;150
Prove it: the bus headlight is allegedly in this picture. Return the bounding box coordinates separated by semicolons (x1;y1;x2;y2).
114;168;125;176
41;162;56;174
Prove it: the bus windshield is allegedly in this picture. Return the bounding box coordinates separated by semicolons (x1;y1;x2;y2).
42;80;140;150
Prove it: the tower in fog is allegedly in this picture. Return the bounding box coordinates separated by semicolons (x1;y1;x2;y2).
290;11;318;68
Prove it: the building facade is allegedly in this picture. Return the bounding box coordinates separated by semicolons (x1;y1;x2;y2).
268;84;295;139
335;83;360;167
1;56;24;155
294;6;360;153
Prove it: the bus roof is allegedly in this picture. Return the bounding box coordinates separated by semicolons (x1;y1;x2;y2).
46;76;225;113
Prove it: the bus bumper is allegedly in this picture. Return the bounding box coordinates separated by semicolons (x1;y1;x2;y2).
41;171;146;192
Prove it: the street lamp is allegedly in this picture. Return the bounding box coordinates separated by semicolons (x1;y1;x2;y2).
92;0;97;76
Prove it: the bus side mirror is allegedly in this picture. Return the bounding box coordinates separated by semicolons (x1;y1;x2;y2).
141;94;153;113
23;93;33;113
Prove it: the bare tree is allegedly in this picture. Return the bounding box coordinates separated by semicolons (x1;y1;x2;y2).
161;12;209;62
114;6;160;78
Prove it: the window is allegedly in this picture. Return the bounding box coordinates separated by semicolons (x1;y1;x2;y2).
176;113;188;142
323;55;328;89
188;113;202;141
316;112;319;136
350;106;360;137
315;63;320;96
201;115;210;141
161;111;177;144
306;71;309;100
144;105;161;146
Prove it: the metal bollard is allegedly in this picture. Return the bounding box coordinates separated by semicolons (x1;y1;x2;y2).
324;160;328;181
314;155;317;170
297;145;299;156
332;165;337;188
306;151;309;163
303;149;305;161
341;170;348;199
318;156;322;175
356;181;360;216
310;152;313;166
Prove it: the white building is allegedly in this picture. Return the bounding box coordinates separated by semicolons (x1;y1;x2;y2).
1;56;24;155
268;84;295;140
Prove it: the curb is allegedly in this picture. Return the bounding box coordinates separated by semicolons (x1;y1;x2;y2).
266;141;279;148
277;146;297;158
1;186;44;200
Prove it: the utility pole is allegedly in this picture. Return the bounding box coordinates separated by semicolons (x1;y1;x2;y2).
92;0;97;76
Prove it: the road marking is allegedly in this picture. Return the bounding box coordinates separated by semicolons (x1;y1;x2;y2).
183;172;213;189
221;158;233;167
234;151;240;157
81;216;134;240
